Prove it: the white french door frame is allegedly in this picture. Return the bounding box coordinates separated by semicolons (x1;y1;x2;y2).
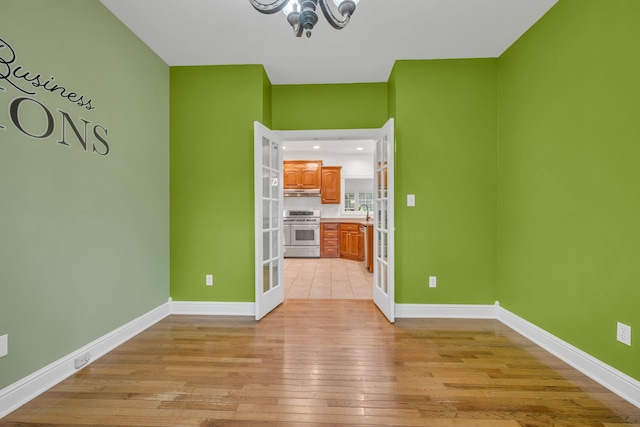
270;122;396;322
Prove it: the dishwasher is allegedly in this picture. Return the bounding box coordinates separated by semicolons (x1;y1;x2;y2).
359;224;368;269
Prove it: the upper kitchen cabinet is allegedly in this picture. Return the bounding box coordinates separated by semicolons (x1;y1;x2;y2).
284;160;322;189
321;166;341;204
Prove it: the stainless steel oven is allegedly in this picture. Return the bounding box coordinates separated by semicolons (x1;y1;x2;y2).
283;210;320;258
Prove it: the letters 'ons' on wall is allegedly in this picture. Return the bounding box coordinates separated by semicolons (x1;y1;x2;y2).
0;36;110;155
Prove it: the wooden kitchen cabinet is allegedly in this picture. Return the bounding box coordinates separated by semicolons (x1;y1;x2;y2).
321;223;340;258
339;223;364;261
321;166;341;204
283;160;322;189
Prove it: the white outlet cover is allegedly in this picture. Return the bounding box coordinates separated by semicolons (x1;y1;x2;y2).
206;275;213;286
617;322;631;346
0;334;7;358
74;352;91;369
429;276;437;288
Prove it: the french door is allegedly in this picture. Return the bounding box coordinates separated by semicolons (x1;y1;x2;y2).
372;119;395;322
254;122;284;320
253;121;395;322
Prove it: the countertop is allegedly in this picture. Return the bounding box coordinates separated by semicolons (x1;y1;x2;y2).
321;218;374;226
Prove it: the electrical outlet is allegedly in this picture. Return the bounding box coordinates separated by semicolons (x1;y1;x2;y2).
74;352;91;369
429;276;437;288
206;274;213;286
0;334;8;358
617;322;631;346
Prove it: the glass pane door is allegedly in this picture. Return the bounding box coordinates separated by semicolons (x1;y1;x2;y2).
254;122;284;320
373;119;395;322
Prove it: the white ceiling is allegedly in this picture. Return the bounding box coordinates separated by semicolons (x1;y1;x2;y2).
284;138;375;154
99;0;558;85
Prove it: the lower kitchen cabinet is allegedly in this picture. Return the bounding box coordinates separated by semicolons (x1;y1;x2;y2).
321;223;340;258
339;223;364;261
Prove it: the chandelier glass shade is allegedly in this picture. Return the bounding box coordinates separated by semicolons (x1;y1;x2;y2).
249;0;359;38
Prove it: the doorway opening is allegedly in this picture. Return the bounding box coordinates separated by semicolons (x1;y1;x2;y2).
254;122;395;321
282;135;375;300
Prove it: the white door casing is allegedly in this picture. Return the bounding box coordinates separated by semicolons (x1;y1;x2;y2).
254;122;285;320
254;122;395;322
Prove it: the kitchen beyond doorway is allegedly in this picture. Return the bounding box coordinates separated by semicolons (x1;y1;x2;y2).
284;258;373;299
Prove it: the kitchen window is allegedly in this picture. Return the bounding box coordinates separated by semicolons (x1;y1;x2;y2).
343;178;373;213
345;192;373;212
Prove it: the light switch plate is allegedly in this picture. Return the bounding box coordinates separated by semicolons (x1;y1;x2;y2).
407;194;416;207
0;334;8;358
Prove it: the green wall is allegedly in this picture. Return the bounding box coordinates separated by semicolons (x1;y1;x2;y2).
387;70;397;120
497;0;640;380
173;70;497;308
170;65;271;301
0;0;170;388
272;83;388;130
390;59;498;305
169;80;385;302
262;68;273;127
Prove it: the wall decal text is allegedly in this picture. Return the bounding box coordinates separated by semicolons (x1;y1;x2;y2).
0;36;110;156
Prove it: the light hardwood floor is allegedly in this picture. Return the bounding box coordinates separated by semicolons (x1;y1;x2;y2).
284;258;373;300
2;300;640;426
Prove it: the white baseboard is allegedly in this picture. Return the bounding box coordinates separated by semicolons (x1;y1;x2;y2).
395;303;498;319
171;301;255;316
0;300;171;419
497;305;640;409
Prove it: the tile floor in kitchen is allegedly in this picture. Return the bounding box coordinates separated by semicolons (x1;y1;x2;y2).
284;257;373;299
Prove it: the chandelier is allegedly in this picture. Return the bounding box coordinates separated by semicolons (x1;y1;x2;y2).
249;0;360;38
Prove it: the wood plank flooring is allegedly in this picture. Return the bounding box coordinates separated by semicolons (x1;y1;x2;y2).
2;299;640;426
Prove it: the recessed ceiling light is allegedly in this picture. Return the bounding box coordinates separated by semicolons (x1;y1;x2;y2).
356;147;364;151
283;146;286;150
313;145;320;150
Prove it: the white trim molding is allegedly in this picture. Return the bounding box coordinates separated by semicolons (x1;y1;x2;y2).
171;301;255;316
395;303;497;319
497;305;640;409
0;300;171;419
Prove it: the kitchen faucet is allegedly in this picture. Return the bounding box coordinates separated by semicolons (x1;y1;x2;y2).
358;204;370;222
